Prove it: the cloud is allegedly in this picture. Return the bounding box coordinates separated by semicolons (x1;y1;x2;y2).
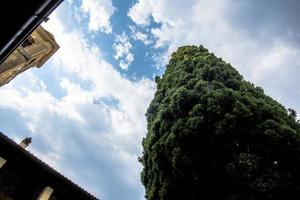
227;0;300;44
43;12;155;197
128;0;300;114
1;1;299;200
113;32;134;70
80;0;115;33
0;8;155;200
129;25;152;45
127;0;152;25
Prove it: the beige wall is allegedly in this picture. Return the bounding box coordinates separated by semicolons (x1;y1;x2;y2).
37;186;54;200
0;157;7;168
0;26;59;87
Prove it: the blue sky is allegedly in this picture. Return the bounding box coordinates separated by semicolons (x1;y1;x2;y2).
0;0;300;199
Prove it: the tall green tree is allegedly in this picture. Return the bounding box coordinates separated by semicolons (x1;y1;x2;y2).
141;45;300;200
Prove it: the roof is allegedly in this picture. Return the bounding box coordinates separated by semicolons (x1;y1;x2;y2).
0;132;98;200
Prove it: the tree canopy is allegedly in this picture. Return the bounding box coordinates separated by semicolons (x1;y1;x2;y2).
141;45;300;200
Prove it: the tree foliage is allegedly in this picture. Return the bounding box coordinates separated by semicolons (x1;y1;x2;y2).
141;45;300;200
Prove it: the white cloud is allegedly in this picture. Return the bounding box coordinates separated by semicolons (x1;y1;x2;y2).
129;25;152;45
80;0;115;33
44;10;155;182
127;0;152;25
129;0;231;66
250;42;300;81
128;0;195;27
0;9;155;199
128;0;300;114
2;1;300;200
113;32;134;70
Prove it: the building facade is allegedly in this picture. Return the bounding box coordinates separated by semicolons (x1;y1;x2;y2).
0;0;63;64
0;132;98;200
0;26;59;87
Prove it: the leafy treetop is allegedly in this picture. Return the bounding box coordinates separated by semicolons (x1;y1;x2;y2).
141;45;300;200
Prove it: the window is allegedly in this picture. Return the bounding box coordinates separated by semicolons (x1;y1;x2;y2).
21;36;35;47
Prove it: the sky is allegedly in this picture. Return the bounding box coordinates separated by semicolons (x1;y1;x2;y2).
0;0;300;199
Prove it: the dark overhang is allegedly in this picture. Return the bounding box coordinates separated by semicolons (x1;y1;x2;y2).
0;132;98;200
0;0;63;64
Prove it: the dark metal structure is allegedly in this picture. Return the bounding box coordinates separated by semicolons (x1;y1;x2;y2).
0;132;98;200
0;0;63;64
